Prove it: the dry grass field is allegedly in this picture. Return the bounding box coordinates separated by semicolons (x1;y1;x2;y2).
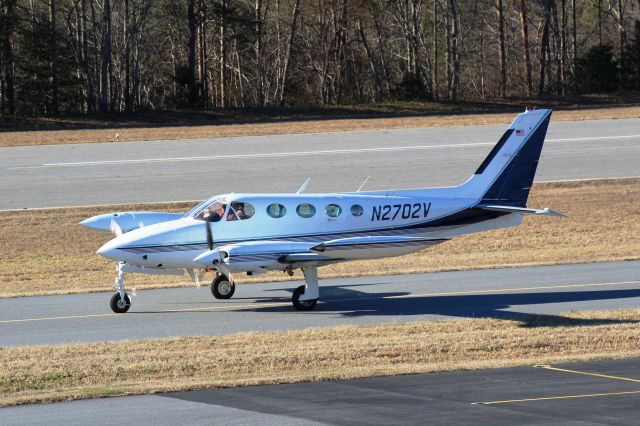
1;177;639;298
2;308;640;407
2;105;640;147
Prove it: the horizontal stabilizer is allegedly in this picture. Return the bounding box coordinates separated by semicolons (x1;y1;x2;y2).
478;205;565;217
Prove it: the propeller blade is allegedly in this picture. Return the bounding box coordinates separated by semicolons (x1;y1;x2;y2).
109;219;124;236
204;210;214;250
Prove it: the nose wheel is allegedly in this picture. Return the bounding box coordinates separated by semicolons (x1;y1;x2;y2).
212;274;235;299
110;292;131;313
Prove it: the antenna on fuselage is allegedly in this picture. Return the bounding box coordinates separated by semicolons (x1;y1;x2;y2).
357;175;371;192
297;177;311;194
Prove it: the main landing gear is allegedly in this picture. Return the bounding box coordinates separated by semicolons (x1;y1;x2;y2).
211;273;235;299
110;262;131;313
292;267;319;311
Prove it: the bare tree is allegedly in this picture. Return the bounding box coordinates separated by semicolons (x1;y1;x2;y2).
187;0;197;106
446;0;460;100
519;0;533;96
279;0;300;105
49;0;59;114
0;0;16;115
219;0;227;108
496;0;506;97
607;0;628;89
100;0;112;112
255;0;264;107
539;0;552;96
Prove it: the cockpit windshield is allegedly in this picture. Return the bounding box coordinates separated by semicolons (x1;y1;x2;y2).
183;197;215;218
193;200;226;222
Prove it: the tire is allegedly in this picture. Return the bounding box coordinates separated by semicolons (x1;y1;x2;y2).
110;292;131;313
212;275;235;299
292;285;317;311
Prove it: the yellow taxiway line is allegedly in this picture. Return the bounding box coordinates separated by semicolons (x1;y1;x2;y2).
472;364;640;405
472;390;640;405
534;364;640;384
0;279;638;325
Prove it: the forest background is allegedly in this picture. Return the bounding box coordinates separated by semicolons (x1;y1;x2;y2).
1;0;639;120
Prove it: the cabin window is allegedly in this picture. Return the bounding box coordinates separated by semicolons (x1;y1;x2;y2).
266;203;287;218
296;203;316;218
351;204;364;217
325;204;342;218
227;202;255;221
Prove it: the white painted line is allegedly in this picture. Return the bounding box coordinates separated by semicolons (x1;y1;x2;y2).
548;134;640;142
33;142;498;168
9;133;640;169
1;175;638;212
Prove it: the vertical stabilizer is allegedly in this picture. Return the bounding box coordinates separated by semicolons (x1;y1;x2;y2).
457;109;552;207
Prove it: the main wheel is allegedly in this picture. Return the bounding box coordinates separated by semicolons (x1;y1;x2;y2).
212;274;235;299
292;285;317;311
110;292;131;313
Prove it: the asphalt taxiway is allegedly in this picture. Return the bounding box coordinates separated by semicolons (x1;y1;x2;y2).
1;260;639;346
3;358;640;425
1;117;639;209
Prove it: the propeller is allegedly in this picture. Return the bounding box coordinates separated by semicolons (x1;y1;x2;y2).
204;210;214;250
194;207;224;268
109;218;124;237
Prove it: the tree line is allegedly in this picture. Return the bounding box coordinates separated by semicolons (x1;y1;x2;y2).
1;0;639;117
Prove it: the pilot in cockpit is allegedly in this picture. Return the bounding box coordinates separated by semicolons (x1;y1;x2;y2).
201;203;225;222
228;202;245;221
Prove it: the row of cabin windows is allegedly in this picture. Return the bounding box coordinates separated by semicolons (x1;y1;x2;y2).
203;202;365;222
267;203;364;219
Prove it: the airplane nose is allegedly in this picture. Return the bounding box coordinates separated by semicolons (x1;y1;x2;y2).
97;238;123;261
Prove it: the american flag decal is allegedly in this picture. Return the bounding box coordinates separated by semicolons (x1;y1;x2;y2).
515;129;525;136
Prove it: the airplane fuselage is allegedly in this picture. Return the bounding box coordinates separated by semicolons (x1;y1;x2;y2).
97;188;520;272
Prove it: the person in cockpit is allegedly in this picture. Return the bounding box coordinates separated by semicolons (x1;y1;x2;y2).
229;202;245;221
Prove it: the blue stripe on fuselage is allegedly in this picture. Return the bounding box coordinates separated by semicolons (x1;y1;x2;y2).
119;208;505;255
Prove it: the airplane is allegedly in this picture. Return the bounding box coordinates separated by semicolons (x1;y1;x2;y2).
81;108;563;313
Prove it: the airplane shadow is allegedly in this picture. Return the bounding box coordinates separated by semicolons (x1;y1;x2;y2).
237;286;640;328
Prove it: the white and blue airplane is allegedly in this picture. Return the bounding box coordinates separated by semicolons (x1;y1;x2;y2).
81;108;563;313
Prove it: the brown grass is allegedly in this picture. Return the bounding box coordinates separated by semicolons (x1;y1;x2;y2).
2;308;640;407
2;105;639;147
1;178;639;298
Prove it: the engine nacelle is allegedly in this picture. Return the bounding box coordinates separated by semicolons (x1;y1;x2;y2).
194;241;315;273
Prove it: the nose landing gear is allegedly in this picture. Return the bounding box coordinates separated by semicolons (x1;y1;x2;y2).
110;262;131;313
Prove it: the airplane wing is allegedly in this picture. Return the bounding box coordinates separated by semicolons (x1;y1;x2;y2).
194;235;447;271
478;205;565;217
309;236;447;259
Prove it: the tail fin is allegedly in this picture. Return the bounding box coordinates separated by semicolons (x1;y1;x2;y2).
457;109;552;207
